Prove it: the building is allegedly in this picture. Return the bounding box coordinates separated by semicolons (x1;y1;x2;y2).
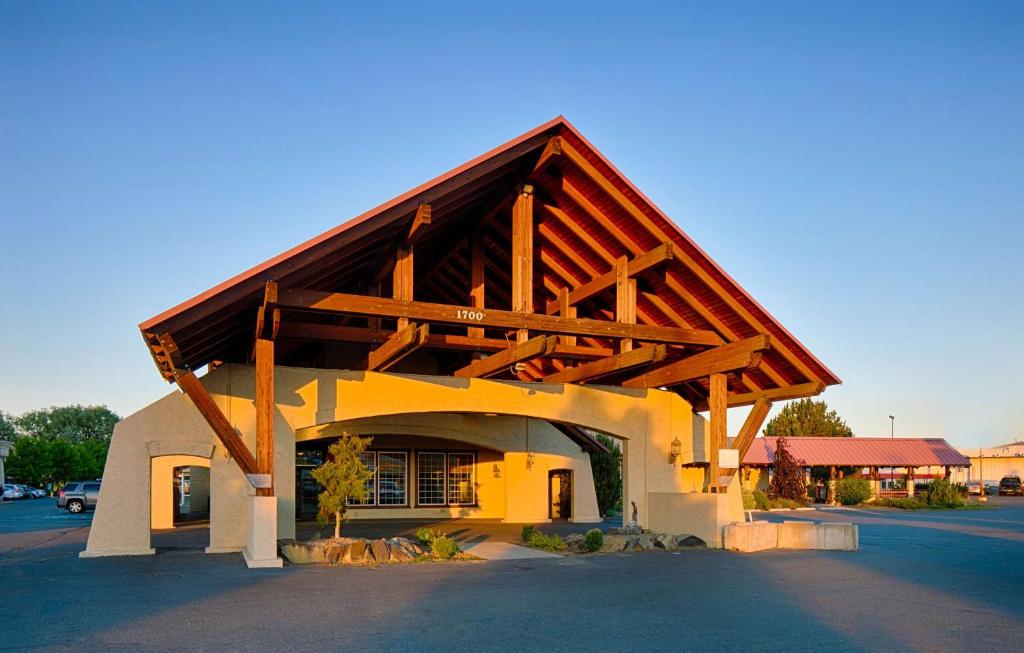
83;116;840;566
741;436;970;501
952;440;1024;485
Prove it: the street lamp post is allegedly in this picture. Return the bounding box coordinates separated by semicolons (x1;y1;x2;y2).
889;415;894;439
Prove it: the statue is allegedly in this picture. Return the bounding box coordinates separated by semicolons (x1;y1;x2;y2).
631;500;638;525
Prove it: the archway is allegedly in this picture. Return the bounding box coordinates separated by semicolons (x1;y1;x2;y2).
150;454;211;551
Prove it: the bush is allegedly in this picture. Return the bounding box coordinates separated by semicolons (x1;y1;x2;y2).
583;529;604;552
430;535;460;559
873;497;927;510
834;478;873;506
770;498;804;509
527;531;567;552
925;479;964;508
752;490;771;511
521;524;536;542
415;527;436;545
742;489;756;510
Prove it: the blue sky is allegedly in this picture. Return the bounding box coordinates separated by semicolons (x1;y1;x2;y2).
1;2;1021;446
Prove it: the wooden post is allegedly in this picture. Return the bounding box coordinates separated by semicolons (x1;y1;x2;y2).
512;184;534;342
906;467;915;498
708;372;727;492
944;465;951;480
469;231;485;338
393;247;413;330
558;287;576;347
871;466;879;498
829;466;837;504
615;256;636;353
254;336;274;496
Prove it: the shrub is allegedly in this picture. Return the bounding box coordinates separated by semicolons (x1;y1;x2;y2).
527;531;567;552
742;489;756;510
752;490;771;511
415;527;436;545
583;529;604;552
925;479;964;508
834;478;872;506
770;498;803;510
873;497;927;510
521;524;536;542
430;535;460;559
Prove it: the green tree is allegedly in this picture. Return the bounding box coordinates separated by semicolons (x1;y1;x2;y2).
763;398;853;438
0;411;17;441
310;433;374;539
589;433;622;517
767;436;807;501
5;438;52;487
16;405;120;442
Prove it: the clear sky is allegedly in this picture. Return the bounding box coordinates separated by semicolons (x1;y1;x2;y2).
1;2;1021;447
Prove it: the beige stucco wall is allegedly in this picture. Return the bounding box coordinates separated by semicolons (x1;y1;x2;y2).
86;363;738;558
150;455;210;529
952;457;1024;484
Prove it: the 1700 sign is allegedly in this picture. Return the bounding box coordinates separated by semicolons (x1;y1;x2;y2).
455;309;485;321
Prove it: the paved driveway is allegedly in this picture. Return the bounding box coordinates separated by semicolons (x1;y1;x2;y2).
2;498;1023;651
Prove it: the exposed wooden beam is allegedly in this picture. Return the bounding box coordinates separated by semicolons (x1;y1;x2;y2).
616;256;637;353
278;289;725;346
277;322;615;359
453;335;557;378
693;382;826;412
708;373;727;493
406;203;432;245
543;345;666;384
174;369;258;477
254;336;274;496
511;184;534;342
531;136;562;175
367;322;429;372
557;287;576;347
468;229;486;338
543;243;673;314
728;397;773;473
622;335;769;389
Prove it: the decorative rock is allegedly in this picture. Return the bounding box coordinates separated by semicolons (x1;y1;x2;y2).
654;533;674;550
673;534;707;548
600;534;629;552
389;544;414;562
564;533;586;552
280;540;328;564
370;539;391;562
345;539;369;563
633;534;655;551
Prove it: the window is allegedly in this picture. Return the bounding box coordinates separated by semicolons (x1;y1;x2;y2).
83;483;101;492
346;451;409;507
417;453;446;506
377;452;407;506
447;453;476;506
347;452;377;506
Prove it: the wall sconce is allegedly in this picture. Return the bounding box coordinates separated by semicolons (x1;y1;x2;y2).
526;452;535;470
492;463;501;479
669;437;682;463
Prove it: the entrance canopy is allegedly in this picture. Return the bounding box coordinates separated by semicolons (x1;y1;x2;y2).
743;437;971;468
138;116;839;413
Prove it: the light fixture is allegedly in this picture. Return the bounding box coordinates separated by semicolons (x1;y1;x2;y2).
669;437;682;463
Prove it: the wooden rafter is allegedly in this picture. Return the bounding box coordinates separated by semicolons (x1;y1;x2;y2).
542;243;673;314
693;382;826;412
728;397;773;473
406;203;432;245
622;335;769;389
367;322;430;372
543;344;666;384
278;288;724;346
532;136;562;174
453;335;557;378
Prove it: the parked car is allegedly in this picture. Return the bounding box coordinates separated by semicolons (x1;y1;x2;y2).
57;480;102;513
3;484;25;501
966;480;983;495
998;476;1023;497
24;486;47;499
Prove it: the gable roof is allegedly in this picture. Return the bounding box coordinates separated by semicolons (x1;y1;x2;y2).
743;437;970;467
139;116;840;402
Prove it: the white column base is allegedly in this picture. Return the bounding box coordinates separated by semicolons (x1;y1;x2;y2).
79;548;155;558
242;495;282;569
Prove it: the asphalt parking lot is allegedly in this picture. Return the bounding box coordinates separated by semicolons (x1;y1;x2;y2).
2;498;1023;652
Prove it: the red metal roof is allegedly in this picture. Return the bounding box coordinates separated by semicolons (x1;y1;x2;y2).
742;437;971;467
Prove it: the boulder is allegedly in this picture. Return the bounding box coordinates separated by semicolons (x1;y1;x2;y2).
564;533;586;553
389;543;414;562
344;539;369;563
654;533;674;550
632;534;655;551
370;539;391;563
599;534;629;552
280;540;328;565
673;534;707;549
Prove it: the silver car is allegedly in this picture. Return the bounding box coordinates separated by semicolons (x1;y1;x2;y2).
57;481;101;513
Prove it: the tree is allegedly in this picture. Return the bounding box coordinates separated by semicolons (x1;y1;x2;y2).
767;436;808;501
589;433;622;517
763;398;853;438
5;437;52;487
15;405;120;442
310;433;374;539
0;411;17;441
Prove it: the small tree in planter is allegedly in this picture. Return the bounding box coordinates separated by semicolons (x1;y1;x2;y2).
767;436;807;502
310;433;374;539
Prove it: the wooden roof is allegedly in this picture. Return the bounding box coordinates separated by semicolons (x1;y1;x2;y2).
140;116;840;407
